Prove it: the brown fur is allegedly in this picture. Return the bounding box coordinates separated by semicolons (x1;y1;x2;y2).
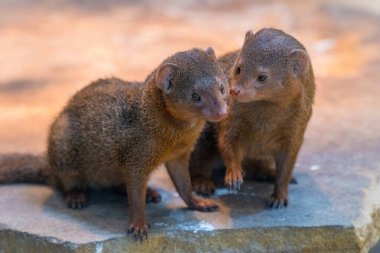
0;153;49;183
189;28;315;208
0;48;229;240
0;153;163;203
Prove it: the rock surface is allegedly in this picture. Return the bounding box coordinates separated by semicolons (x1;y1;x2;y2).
0;0;380;252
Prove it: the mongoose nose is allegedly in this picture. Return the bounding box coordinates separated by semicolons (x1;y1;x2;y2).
216;107;228;120
217;112;228;120
230;88;240;96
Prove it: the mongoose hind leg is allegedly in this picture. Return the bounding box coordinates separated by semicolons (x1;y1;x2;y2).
112;184;162;203
243;159;297;184
57;172;88;209
190;155;218;197
64;188;88;209
145;187;162;203
192;175;216;197
189;123;219;197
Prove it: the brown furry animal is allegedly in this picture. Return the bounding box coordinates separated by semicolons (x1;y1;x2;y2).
189;28;315;208
0;47;229;240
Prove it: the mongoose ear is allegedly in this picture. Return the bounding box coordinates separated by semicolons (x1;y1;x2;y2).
205;47;216;59
156;63;179;94
245;30;254;41
289;49;310;77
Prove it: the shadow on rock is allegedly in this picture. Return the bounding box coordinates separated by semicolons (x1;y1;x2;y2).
41;185;201;235
212;167;354;228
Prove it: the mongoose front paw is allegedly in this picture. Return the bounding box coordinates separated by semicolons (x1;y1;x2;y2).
65;191;87;209
269;193;288;209
146;188;162;203
127;223;150;242
189;198;219;212
192;176;216;197
224;169;244;191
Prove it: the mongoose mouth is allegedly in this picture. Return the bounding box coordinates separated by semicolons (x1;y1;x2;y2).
230;86;259;103
205;111;228;122
207;117;225;123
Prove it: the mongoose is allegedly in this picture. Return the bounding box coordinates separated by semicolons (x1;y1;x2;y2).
189;28;315;208
0;47;229;240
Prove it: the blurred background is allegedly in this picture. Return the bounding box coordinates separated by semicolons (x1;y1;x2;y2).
0;0;379;154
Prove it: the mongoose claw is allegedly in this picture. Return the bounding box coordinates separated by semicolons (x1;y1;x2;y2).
65;191;87;209
224;169;244;193
269;193;288;209
192;176;216;197
189;198;219;212
127;223;150;242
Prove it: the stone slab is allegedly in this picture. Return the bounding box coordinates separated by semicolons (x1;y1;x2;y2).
0;0;380;252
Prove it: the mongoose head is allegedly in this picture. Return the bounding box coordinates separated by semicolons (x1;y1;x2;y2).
155;47;229;122
230;28;311;103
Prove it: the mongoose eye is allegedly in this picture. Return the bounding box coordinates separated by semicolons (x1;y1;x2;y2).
257;74;267;82
192;92;201;102
167;79;173;90
220;85;225;94
235;67;241;76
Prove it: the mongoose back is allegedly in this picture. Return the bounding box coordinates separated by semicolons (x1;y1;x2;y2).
189;28;315;208
0;47;229;240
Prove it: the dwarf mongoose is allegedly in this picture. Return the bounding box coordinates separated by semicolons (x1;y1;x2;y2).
190;28;315;208
0;47;229;240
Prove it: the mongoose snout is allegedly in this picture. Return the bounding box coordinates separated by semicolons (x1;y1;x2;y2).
229;84;256;103
200;92;228;122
